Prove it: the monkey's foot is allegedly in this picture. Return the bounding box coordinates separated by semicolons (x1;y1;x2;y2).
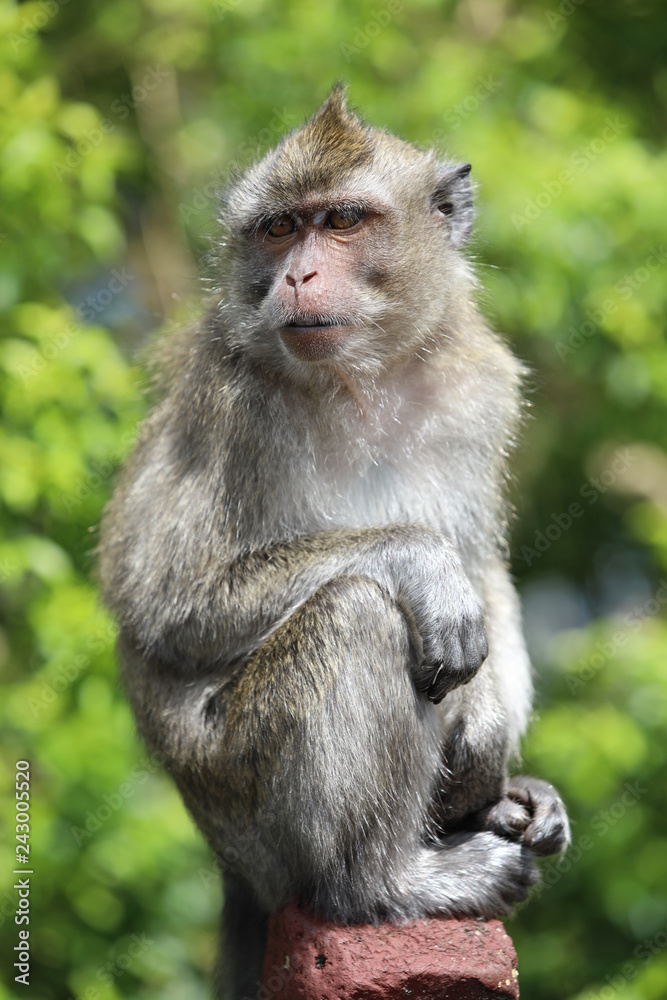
476;775;571;857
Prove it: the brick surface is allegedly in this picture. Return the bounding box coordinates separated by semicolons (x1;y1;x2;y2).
263;902;519;999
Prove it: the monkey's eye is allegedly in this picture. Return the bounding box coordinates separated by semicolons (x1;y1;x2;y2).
326;207;362;230
267;216;296;238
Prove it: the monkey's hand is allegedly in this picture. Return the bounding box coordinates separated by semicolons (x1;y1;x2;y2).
398;549;488;705
475;776;571;857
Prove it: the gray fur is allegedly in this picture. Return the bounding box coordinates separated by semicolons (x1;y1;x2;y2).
99;89;570;999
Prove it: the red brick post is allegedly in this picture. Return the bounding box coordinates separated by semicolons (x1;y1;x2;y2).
263;902;519;999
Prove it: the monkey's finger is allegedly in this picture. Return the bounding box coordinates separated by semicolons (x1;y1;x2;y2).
441;630;464;672
507;786;532;808
412;659;455;703
428;637;469;702
477;797;531;840
411;660;441;695
523;799;571;856
460;628;487;675
414;626;481;702
438;633;467;686
420;624;457;673
426;664;449;704
507;776;553;812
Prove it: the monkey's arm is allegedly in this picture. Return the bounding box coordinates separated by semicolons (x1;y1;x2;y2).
102;499;487;701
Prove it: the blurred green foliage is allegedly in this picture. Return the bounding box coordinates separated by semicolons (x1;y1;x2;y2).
1;1;666;997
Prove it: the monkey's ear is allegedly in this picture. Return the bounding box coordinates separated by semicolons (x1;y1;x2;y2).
433;163;474;246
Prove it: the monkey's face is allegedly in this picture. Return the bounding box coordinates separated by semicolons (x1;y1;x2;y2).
222;88;475;384
246;192;398;368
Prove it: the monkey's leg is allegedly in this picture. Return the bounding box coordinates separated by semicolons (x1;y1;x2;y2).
431;668;511;830
432;562;570;856
431;684;572;856
212;576;536;928
429;559;528;831
430;687;569;857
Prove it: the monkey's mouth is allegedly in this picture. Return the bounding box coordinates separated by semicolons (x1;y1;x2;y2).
283;316;346;330
280;316;350;361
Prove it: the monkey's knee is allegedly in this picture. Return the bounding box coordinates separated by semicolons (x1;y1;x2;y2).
236;575;414;706
313;574;415;680
314;574;410;642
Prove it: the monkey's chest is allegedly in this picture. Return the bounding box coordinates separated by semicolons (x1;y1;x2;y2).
285;441;464;538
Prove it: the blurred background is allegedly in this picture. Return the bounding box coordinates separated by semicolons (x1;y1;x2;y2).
1;0;666;997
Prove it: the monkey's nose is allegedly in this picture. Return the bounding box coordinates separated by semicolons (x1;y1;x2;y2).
285;270;317;287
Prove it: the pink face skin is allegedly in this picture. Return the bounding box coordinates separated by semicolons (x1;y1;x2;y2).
259;201;386;362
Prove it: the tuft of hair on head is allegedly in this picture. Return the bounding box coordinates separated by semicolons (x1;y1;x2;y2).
265;83;375;201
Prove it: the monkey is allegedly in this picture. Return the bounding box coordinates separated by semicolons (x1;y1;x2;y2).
99;86;570;998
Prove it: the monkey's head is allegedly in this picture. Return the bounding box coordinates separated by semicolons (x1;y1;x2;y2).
221;86;476;383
